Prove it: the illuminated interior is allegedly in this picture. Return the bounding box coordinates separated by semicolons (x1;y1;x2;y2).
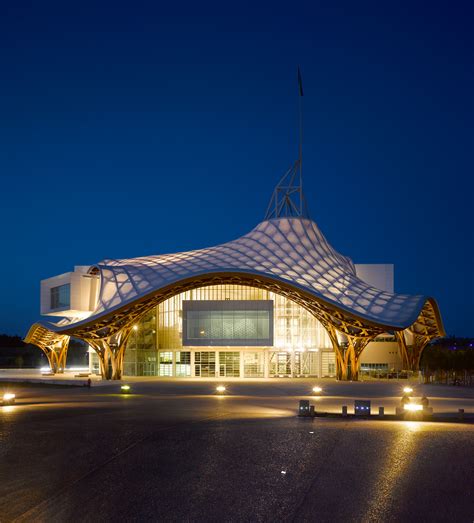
90;284;335;378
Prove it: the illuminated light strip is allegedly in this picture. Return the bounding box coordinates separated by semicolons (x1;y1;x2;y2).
404;403;423;412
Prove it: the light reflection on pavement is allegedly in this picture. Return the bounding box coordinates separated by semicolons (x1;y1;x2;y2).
0;380;473;522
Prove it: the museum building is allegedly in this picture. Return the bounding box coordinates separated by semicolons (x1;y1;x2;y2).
25;163;444;380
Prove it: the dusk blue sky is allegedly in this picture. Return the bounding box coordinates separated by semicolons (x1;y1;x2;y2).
0;1;472;337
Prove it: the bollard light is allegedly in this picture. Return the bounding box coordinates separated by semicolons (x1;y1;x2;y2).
403;386;413;394
354;400;371;416
312;386;322;394
2;393;16;406
216;385;226;394
404;403;422;412
120;385;131;394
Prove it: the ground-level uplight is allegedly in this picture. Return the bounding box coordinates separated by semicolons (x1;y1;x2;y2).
404;403;423;412
403;386;413;394
121;385;131;394
312;386;322;394
2;393;16;406
216;385;226;394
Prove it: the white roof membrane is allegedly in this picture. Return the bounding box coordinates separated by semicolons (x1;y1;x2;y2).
46;217;436;333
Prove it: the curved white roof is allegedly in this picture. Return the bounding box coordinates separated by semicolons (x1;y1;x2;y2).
44;216;440;336
28;156;443;343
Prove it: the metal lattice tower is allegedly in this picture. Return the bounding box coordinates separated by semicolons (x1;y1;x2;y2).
264;159;309;220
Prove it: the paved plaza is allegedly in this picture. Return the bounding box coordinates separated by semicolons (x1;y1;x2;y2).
1;379;473;522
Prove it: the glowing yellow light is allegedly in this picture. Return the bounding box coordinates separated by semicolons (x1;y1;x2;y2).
404;403;422;412
133;325;138;331
3;393;15;401
200;330;205;335
216;385;226;393
121;385;131;392
405;421;421;432
403;386;413;394
312;386;322;394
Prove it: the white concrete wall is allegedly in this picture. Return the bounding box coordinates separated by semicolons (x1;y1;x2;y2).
41;266;99;317
360;341;401;370
353;265;404;370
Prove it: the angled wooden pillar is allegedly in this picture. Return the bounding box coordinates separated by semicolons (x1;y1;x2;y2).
324;325;347;380
54;336;70;373
395;330;410;370
395;331;430;371
412;334;431;371
24;325;70;374
344;336;372;381
39;339;69;374
87;325;133;380
42;347;60;373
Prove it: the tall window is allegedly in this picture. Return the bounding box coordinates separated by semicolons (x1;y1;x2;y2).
194;351;216;377
159;351;173;376
219;352;240;377
175;351;191;377
50;284;70;309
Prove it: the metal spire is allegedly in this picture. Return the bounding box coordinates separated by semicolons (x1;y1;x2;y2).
297;65;303;191
264;67;309;220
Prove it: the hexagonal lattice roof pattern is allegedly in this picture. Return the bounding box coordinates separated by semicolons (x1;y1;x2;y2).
55;216;434;333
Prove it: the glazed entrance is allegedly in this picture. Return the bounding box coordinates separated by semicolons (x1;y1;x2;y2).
93;284;336;378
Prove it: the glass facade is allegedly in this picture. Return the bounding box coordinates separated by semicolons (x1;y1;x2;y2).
243;352;264;377
123;309;157;376
218;351;240;377
159;351;173;376
116;284;333;378
175;351;191;377
194;351;216;377
321;352;336;377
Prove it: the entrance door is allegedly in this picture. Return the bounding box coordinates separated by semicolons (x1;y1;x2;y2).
219;352;240;377
243;352;264;377
322;351;336;377
294;352;319;377
269;352;291;377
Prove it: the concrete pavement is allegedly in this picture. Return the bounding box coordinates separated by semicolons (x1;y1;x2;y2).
0;380;473;522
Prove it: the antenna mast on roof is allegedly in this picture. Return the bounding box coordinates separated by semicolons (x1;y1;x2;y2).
297;65;304;191
264;67;309;220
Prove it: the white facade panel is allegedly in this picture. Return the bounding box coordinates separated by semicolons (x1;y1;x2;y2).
41;266;99;318
360;341;401;370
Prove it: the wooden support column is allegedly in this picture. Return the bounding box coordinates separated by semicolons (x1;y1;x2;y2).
55;336;70;373
36;336;70;374
395;331;410;370
344;336;372;381
87;326;133;380
412;334;431;371
324;325;347;380
396;331;430;371
43;347;59;373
